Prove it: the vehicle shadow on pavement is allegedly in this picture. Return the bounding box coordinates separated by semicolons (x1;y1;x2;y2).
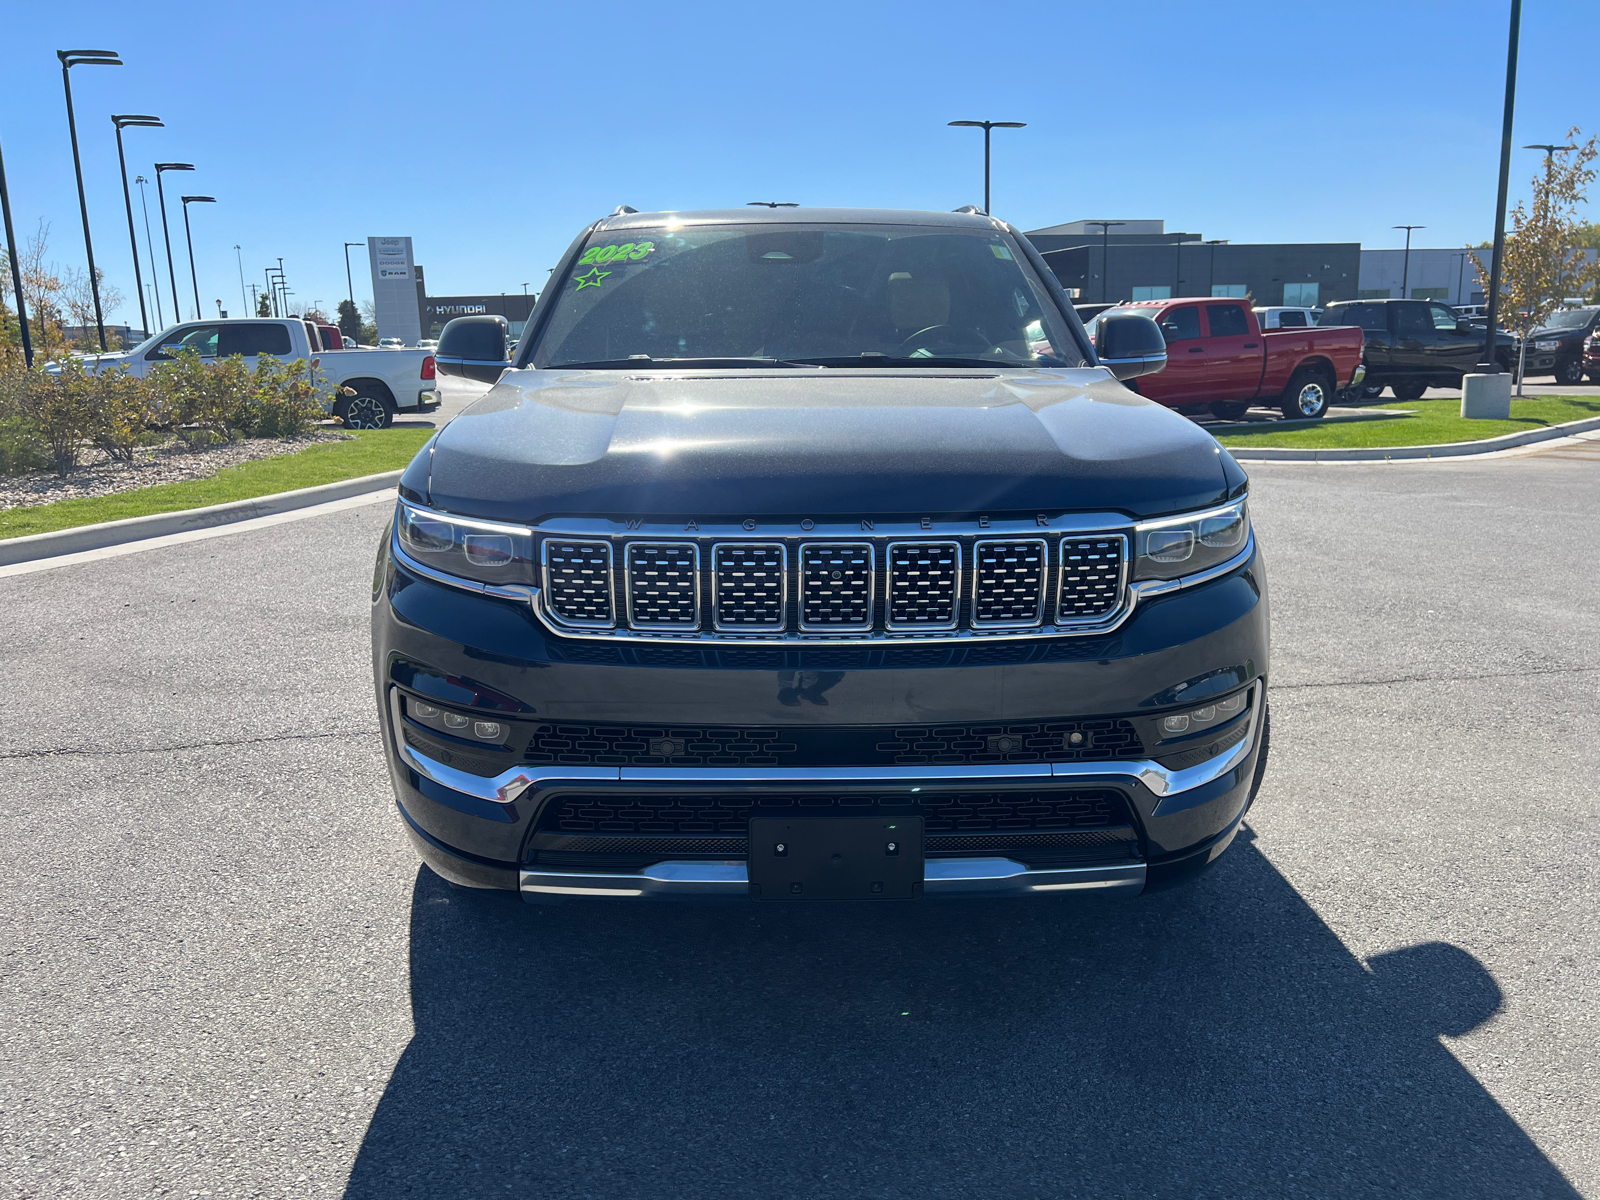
343;829;1578;1199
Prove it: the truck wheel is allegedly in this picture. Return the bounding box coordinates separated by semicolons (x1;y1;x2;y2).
1280;367;1333;420
1555;358;1585;386
339;389;394;430
1391;379;1427;401
1211;401;1252;422
1362;383;1385;399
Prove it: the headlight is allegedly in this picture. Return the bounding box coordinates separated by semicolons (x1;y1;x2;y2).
1133;498;1250;582
395;500;534;587
1535;340;1560;351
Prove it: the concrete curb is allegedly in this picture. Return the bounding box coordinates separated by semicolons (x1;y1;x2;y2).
0;470;403;567
1226;413;1600;462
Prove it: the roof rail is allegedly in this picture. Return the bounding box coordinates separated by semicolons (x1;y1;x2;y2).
951;205;984;215
609;205;638;216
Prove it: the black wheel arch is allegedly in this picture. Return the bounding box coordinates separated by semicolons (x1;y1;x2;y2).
339;376;397;405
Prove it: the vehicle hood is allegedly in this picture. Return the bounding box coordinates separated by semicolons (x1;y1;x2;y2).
1527;325;1589;341
419;367;1243;523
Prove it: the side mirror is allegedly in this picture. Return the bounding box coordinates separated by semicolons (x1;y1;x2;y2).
1095;313;1168;381
1456;318;1472;334
435;315;510;383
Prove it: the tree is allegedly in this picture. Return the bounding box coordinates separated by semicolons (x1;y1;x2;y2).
18;221;67;356
62;265;123;349
1470;127;1600;332
256;292;273;317
336;299;360;341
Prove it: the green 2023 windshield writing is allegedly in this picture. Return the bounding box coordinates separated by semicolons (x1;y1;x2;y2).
576;241;656;266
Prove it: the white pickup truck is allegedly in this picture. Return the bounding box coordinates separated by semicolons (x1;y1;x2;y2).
73;317;437;428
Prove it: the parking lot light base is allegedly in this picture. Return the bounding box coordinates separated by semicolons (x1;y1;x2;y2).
1461;372;1512;420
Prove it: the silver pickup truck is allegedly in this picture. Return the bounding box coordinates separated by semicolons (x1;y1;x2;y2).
69;317;438;428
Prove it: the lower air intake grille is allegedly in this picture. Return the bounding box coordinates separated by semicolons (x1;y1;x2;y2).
713;543;786;630
626;542;698;628
887;541;960;629
537;789;1131;837
972;539;1047;626
543;541;613;626
1058;536;1126;621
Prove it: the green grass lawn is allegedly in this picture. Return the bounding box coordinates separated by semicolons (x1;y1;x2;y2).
0;428;432;541
1216;396;1600;450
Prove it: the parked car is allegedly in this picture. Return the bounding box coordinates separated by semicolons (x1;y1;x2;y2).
1586;330;1600;382
1320;298;1519;400
1084;297;1364;420
1519;307;1600;385
316;323;344;350
1253;306;1320;330
380;205;1269;903
75;318;437;428
1073;301;1121;323
417;339;440;351
378;337;407;350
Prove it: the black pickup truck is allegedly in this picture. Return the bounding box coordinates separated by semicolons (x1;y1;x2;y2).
374;207;1270;906
1321;298;1518;399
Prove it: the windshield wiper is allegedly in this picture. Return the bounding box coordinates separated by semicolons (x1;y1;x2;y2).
786;354;1044;369
548;356;819;370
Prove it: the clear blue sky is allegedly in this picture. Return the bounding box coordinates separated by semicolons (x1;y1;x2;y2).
4;0;1596;331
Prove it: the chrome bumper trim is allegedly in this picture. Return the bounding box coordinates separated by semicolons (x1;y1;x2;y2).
390;683;1262;805
519;857;1146;900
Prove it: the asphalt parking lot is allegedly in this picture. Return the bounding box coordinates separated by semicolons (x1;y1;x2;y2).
1;446;1596;1198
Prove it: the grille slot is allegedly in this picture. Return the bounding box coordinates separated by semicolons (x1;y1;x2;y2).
625;542;699;629
712;542;786;631
972;539;1046;627
886;541;961;630
537;789;1132;837
1058;536;1127;622
542;541;614;627
522;718;1142;767
799;542;873;631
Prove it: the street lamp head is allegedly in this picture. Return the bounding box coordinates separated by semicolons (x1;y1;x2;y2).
948;120;1028;129
111;114;163;129
1392;224;1426;229
155;162;195;173
181;196;216;204
746;201;798;207
58;49;122;68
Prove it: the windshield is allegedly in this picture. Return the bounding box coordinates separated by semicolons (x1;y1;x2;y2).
531;223;1085;369
1540;309;1596;330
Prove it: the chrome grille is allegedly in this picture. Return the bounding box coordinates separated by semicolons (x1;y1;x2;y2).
625;542;699;629
712;543;786;630
972;539;1046;627
542;541;613;626
886;541;960;630
799;542;873;631
1057;537;1126;621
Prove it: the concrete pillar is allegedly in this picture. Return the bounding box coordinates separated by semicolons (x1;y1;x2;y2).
1461;372;1512;419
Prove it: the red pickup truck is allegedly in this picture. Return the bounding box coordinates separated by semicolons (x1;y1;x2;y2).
1088;297;1366;420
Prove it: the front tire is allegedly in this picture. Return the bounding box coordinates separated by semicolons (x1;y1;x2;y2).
1555;357;1585;386
1280;367;1334;420
1391;379;1428;401
338;389;395;430
1211;401;1252;422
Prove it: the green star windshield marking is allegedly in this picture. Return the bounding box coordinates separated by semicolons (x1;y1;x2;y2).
574;267;611;289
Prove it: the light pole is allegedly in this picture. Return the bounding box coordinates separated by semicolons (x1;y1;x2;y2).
58;49;123;351
154;163;194;323
234;245;246;314
1480;0;1522;372
111;115;162;340
0;128;33;366
1086;221;1125;302
1392;225;1425;298
266;267;283;317
947;120;1026;216
1453;251;1468;306
180;196;215;319
134;175;162;329
342;241;362;309
521;282;529;295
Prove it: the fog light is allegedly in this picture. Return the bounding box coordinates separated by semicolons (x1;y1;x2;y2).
1162;714;1190;733
473;721;503;741
443;712;469;730
412;701;440;719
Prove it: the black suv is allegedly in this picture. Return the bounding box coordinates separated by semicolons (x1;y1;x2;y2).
1521;307;1600;384
1322;298;1518;399
373;208;1269;905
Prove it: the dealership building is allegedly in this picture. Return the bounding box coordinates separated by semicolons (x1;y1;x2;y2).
1027;220;1361;309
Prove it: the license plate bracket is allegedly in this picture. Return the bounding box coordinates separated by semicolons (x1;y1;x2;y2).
748;816;924;900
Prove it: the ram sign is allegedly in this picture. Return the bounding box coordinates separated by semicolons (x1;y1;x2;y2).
368;237;422;345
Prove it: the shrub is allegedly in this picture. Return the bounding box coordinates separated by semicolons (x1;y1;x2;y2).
15;361;100;475
90;365;163;463
250;354;334;438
